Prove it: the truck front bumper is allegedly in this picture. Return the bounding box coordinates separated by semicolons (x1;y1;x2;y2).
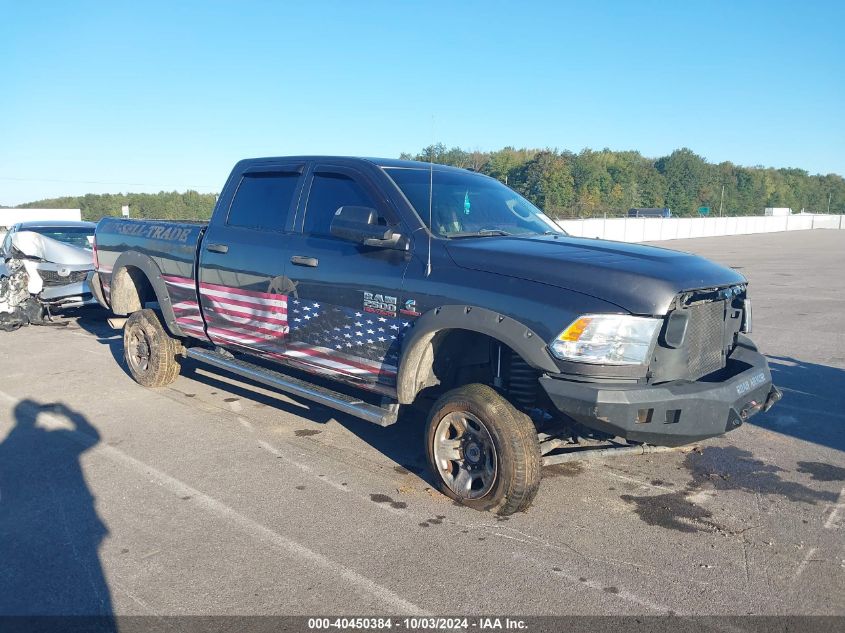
539;338;781;446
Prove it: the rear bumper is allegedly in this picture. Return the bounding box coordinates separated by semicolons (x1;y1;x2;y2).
539;337;781;446
88;271;110;309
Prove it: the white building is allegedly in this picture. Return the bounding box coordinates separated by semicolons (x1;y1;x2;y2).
0;208;82;229
764;207;792;216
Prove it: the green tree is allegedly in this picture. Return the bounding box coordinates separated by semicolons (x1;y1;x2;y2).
511;151;575;216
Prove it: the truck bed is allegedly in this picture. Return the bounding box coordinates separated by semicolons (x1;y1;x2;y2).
94;218;207;339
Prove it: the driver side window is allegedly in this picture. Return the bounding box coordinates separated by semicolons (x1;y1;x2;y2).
304;172;381;237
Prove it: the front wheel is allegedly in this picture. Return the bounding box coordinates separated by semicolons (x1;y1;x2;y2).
425;384;541;515
123;309;182;387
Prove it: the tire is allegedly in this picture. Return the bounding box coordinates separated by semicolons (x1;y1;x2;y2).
123;309;182;388
425;383;541;515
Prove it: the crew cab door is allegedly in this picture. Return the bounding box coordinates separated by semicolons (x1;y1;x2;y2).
197;164;305;357
281;164;411;393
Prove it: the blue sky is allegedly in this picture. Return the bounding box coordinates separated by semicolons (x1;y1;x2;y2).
1;0;843;205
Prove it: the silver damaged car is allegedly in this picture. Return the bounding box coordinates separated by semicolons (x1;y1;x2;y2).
0;220;97;329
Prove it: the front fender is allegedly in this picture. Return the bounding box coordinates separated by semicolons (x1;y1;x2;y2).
396;305;559;404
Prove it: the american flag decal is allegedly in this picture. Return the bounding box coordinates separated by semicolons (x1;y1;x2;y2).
163;275;207;339
199;280;288;351
284;298;408;385
163;275;408;386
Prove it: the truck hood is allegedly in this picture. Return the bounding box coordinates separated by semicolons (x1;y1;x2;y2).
444;235;746;315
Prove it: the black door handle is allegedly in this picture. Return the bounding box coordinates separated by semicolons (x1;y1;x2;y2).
206;243;229;254
290;255;319;267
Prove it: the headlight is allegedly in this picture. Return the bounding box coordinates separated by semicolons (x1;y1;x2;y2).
549;314;661;365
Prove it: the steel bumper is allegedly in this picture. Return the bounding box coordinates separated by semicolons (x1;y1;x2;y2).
539;338;781;446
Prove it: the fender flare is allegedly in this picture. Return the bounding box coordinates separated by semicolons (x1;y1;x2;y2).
395;305;559;404
111;251;186;337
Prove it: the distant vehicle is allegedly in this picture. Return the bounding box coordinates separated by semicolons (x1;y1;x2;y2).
93;156;779;515
0;220;98;312
628;207;671;218
764;207;791;217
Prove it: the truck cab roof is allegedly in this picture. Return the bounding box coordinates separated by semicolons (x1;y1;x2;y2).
236;155;481;174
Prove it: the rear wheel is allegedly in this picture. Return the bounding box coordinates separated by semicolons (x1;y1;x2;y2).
123;309;182;387
425;383;541;515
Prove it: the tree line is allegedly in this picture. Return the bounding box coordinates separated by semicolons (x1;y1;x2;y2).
402;145;844;218
12;146;844;220
15;191;218;222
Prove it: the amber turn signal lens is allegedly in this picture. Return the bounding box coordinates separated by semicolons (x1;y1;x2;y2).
559;316;592;341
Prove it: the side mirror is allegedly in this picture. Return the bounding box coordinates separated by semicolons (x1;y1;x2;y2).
330;206;397;245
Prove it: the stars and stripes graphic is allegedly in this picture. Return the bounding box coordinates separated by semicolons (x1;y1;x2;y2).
198;280;288;351
163;274;412;385
283;299;411;384
163;275;208;340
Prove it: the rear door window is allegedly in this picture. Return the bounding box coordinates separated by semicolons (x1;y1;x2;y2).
227;171;301;232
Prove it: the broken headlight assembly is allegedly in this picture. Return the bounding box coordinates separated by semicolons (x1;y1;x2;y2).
549;314;661;365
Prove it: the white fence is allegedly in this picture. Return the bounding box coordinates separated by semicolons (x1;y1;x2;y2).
557;214;845;243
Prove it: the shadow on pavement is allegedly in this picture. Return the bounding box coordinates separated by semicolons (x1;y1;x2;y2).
179;359;436;484
755;355;845;452
0;400;114;622
67;307;125;369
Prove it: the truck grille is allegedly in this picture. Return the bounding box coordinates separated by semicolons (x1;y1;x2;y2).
38;269;89;286
685;300;726;380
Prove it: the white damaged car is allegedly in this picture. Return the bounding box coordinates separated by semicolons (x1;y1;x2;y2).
0;220;97;329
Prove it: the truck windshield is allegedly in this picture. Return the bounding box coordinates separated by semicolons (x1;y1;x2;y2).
384;167;564;238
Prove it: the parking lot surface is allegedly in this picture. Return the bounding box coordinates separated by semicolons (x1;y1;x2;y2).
1;230;843;617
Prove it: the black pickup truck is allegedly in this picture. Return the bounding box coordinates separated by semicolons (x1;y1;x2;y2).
92;156;781;514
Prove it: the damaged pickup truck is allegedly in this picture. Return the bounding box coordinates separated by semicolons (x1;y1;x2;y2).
0;221;98;330
92;156;782;514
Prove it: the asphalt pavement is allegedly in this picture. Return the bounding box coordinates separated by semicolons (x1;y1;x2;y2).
0;230;843;618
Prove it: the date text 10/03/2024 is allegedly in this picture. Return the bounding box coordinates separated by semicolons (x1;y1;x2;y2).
307;617;528;630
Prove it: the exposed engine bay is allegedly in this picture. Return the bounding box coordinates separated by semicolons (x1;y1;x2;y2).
0;259;46;330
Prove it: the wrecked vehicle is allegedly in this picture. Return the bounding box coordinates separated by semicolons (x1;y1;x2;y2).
93;157;782;515
0;221;98;330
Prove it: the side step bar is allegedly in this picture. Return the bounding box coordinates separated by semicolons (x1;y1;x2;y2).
186;348;399;426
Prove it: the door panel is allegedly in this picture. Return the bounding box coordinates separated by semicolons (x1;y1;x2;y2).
198;166;303;358
282;166;412;393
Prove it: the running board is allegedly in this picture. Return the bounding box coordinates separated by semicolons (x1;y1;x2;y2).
186;348;399;426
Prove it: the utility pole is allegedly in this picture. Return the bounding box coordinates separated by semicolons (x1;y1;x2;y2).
718;185;725;217
828;192;832;214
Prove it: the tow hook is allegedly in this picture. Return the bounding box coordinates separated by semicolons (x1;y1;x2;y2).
740;400;763;421
741;386;783;420
762;385;783;412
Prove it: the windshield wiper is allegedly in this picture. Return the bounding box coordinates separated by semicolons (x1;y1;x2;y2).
445;229;512;239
